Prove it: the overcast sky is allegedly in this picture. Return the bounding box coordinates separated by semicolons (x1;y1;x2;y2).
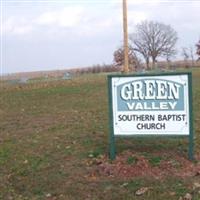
1;0;200;74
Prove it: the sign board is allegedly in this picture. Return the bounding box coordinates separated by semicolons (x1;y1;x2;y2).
108;72;193;160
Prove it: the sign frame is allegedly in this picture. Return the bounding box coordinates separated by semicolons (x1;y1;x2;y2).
107;72;194;160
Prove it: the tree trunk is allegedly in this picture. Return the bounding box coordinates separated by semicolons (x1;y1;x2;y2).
152;57;156;70
146;58;150;70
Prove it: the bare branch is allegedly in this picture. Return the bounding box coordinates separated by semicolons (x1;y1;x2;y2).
130;20;178;69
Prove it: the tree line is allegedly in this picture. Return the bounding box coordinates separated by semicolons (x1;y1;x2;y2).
114;20;200;71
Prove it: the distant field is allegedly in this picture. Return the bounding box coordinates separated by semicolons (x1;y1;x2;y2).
0;69;200;200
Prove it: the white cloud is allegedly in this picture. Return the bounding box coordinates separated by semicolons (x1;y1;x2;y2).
12;25;34;35
128;0;160;6
2;5;85;36
35;6;84;28
2;17;14;34
3;4;116;38
2;16;34;35
128;11;147;24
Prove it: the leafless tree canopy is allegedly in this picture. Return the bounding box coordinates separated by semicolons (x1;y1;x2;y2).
196;40;200;60
130;21;178;69
182;47;190;61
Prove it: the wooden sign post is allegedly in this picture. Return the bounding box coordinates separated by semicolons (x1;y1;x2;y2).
123;0;129;73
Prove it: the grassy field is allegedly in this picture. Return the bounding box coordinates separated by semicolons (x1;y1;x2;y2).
1;69;200;200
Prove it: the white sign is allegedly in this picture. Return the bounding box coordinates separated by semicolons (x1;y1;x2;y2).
110;74;190;135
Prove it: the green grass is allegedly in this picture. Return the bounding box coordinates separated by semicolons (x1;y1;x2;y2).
126;156;138;165
0;70;200;199
148;156;162;166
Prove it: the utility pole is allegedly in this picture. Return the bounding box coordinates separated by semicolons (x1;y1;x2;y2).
123;0;129;73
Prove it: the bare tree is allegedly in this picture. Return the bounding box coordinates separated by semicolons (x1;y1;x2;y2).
189;46;195;66
113;45;140;71
130;38;150;70
182;47;190;68
196;40;200;61
130;21;178;69
181;46;195;68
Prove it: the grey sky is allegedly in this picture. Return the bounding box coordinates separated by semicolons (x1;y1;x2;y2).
1;0;200;74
